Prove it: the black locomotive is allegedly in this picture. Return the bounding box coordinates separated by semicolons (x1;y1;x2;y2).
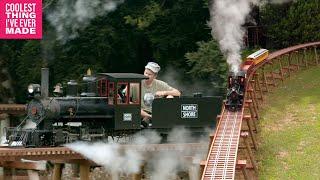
225;71;246;111
4;68;222;147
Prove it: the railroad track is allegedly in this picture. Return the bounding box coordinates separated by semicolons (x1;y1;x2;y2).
202;108;244;180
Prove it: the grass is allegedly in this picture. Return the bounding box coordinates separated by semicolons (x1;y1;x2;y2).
257;66;320;180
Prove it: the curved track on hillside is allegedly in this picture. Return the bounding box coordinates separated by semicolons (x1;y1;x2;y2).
202;42;320;180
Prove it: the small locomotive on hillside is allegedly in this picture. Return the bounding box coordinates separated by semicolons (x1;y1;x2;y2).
4;69;222;147
225;71;246;111
226;49;269;111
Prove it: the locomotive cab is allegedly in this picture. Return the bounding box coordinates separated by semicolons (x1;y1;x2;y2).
98;73;147;130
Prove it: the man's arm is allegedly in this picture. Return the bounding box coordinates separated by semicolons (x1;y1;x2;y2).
155;88;181;97
141;109;152;119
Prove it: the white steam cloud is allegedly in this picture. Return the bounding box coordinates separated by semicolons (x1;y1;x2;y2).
0;136;6;145
66;128;211;179
23;120;37;129
159;67;221;96
209;0;259;73
67;142;143;175
209;0;293;73
46;0;124;43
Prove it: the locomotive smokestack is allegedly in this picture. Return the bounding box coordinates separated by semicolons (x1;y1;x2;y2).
41;68;49;98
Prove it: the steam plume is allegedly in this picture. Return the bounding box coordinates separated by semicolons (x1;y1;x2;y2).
209;0;259;73
66;130;162;176
209;0;293;73
67;142;143;174
66;128;210;179
46;0;124;43
0;136;5;145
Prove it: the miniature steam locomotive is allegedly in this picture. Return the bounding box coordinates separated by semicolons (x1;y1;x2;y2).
4;69;222;147
225;71;245;111
225;49;269;111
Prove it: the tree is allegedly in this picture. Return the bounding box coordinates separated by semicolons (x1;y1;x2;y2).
261;0;320;48
185;40;227;90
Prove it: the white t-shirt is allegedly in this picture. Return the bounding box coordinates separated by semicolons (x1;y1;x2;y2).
141;79;174;113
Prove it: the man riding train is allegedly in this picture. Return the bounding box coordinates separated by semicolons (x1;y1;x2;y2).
140;62;181;127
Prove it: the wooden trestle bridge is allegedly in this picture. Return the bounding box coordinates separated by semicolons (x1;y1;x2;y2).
201;41;320;180
0;42;319;180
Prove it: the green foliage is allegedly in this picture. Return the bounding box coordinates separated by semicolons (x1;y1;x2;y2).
125;0;211;69
124;1;165;30
185;40;227;88
1;0;223;102
10;41;44;102
261;0;320;48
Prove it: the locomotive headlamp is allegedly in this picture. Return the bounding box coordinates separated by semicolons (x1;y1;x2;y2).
27;84;41;94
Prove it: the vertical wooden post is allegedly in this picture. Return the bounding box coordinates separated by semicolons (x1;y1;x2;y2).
216;115;221;127
250;91;259;120
245;116;257;150
52;163;62;180
303;48;308;67
249;81;260;109
188;164;198;180
199;160;206;180
0;114;9;144
314;46;319;65
241;132;258;174
79;162;90;180
0;167;3;180
278;57;284;82
269;62;276;87
286;54;291;77
131;163;145;180
248;88;257;110
246;100;258;122
27;170;40;180
262;68;269;92
72;164;79;178
254;74;264;101
3;168;11;180
237;160;249;180
111;170;119;180
294;51;300;70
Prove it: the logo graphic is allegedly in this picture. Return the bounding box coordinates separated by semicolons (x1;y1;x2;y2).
181;104;198;119
0;0;42;39
143;93;155;107
123;113;132;121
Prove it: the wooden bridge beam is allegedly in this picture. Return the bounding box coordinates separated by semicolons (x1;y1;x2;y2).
243;115;257;150
241;131;258;174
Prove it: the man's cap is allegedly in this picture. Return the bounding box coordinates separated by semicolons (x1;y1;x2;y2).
145;62;161;73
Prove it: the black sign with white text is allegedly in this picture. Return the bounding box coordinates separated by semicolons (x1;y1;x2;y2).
181;104;198;119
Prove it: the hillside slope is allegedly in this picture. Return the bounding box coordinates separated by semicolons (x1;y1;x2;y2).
257;67;320;179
